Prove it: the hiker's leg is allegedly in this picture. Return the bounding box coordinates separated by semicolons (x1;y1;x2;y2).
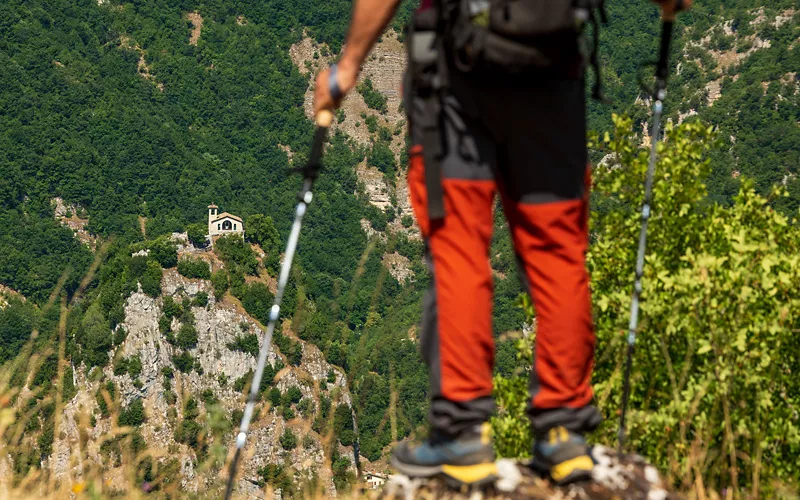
502;167;600;433
491;77;601;435
408;93;498;437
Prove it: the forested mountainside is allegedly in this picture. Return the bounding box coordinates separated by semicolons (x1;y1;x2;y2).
0;0;798;497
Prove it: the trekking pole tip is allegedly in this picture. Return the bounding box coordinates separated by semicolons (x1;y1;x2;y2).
316;109;334;128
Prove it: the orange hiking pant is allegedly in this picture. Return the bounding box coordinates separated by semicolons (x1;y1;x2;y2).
407;72;601;437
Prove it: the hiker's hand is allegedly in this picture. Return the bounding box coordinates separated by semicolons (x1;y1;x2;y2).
314;62;358;116
652;0;692;21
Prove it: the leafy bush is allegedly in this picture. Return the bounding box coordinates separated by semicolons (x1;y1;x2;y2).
113;356;129;376
333;404;355;446
245;214;280;272
285;386;303;405
234;364;280;396
113;327;128;346
211;270;229;300
368;141;396;177
38;425;54;459
177;258;211;280
357;78;387;113
227;333;259;357
240;282;274;325
96;381;116;418
127;355;142;378
268;387;282;408
279;428;297;450
193;291;209;307
172;351;194;373
162;296;182;319
176;323;198;349
297;398;314;418
0;297;36;362
257;464;293;495
365;115;378;133
62;365;77;401
274;332;302;366
149;238;178;269
492;117;800;496
186;223;208;248
214;234;259;276
140;260;163;297
74;302;113;368
119;399;146;427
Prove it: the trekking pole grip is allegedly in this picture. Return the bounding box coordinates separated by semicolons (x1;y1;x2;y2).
316;109;333;128
298;110;333;200
656;21;673;82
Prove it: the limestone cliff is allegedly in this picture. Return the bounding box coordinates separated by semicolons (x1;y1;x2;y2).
50;265;358;498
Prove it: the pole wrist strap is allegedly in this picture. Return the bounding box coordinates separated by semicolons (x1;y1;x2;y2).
329;63;343;101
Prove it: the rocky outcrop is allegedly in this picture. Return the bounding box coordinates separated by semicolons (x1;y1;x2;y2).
382;252;413;284
52;197;96;250
118;35;164;91
289;30;421;240
51;268;358;497
186;12;203;46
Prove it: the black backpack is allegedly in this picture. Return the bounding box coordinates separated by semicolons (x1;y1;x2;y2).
405;0;608;221
440;0;607;98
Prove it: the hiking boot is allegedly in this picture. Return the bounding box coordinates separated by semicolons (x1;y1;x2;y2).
531;426;594;485
390;423;497;486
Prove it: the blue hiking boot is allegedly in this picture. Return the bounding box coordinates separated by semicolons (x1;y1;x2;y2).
390;423;497;486
531;426;594;485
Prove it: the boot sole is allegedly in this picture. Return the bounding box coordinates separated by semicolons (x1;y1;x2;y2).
390;457;499;487
531;455;593;486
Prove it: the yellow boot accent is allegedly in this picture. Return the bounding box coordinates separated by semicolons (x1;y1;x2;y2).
550;455;594;482
441;462;499;485
480;422;493;445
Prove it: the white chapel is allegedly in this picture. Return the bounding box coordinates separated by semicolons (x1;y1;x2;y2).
208;203;244;239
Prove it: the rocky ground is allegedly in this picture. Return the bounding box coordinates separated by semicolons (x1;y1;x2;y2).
374;447;681;500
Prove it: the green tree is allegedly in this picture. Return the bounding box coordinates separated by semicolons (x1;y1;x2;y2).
140;260;163;297
333;404;356;446
227;333;259;357
214;235;259;276
280;428;297;450
186;223;208;248
245;214;280;258
357;78;387;113
119;399;146;427
172;351;194;373
176;322;198;349
149;239;178;269
0;297;36;362
75;302;113;368
368;141;396;177
177;258;211;280
211;270;229;300
286;386;303;404
162;296;182;319
193;291;209;307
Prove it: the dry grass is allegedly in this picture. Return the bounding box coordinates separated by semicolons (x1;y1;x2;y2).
0;247;375;499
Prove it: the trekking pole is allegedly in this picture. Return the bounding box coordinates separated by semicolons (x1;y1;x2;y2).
224;110;333;499
618;12;680;451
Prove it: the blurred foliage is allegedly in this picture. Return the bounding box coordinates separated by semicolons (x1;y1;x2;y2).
492;117;800;497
